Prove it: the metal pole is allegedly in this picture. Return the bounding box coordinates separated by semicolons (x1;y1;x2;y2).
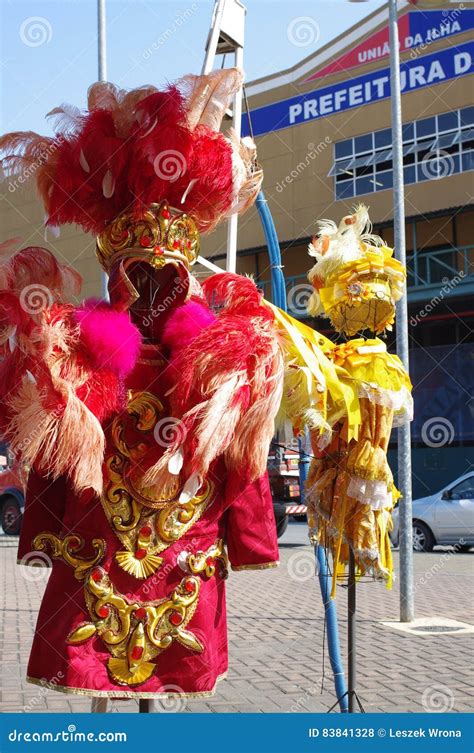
98;0;107;81
316;546;349;713
256;192;348;712
91;7;110;716
388;0;414;622
98;0;109;300
347;549;356;713
226;42;244;273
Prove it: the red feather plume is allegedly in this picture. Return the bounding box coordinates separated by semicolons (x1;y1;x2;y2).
0;70;262;237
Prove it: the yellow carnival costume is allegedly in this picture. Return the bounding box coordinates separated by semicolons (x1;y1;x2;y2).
274;205;412;596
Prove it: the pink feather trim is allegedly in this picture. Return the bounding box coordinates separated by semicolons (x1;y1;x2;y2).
74;299;141;377
161;299;216;353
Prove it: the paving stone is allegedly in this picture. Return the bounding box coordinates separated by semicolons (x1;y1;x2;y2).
1;530;473;713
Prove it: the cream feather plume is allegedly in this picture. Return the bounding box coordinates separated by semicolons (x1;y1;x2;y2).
307;204;385;285
178;68;243;131
7;379;104;494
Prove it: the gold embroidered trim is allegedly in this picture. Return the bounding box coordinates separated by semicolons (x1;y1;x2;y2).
107;390;178;510
185;538;229;579
26;671;228;700
70;570;204;687
102;390;215;578
114;550;164;579
32;532;106;580
231;561;280;571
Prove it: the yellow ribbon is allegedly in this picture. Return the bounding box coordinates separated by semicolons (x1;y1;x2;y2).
265;302;361;441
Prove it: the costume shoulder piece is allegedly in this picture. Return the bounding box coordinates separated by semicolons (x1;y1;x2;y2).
0;243;141;494
141;272;283;500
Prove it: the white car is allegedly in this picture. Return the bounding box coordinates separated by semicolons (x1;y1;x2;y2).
391;472;474;552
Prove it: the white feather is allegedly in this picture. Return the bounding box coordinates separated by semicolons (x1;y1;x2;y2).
102;170;115;198
168;447;184;475
179;472;202;504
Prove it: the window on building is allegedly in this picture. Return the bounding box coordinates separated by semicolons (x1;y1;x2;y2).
330;109;473;199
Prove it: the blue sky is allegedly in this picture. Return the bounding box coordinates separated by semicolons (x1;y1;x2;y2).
1;0;385;135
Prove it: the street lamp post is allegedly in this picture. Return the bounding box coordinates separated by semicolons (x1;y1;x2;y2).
348;0;414;621
98;0;109;301
98;0;107;82
387;0;414;623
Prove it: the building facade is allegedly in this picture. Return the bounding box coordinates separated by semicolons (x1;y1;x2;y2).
1;0;473;496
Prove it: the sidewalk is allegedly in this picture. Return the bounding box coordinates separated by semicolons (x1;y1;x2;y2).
0;523;473;713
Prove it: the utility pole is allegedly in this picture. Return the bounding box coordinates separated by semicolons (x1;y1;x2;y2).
98;0;109;300
98;0;107;82
388;0;414;622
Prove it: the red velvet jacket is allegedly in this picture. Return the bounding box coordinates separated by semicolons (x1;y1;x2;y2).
19;345;279;699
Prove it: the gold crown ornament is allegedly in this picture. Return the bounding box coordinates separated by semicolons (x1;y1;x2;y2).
96;201;200;273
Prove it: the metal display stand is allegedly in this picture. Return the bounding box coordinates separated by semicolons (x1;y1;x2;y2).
327;551;365;713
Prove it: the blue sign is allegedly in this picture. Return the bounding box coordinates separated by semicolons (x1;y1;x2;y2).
408;9;474;48
242;41;474;137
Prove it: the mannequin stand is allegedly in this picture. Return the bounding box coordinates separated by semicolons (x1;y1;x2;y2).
91;698;108;713
91;698;153;713
328;550;365;713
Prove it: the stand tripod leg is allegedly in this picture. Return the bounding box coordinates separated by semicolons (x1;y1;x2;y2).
348;549;356;713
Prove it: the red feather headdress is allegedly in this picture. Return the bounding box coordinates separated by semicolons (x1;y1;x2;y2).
0;69;262;244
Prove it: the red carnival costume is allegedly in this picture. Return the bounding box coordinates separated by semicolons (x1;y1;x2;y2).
0;70;284;698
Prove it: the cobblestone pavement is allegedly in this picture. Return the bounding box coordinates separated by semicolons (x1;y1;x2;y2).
1;523;473;714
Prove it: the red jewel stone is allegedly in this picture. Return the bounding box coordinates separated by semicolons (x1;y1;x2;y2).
186;240;192;250
172;239;181;249
140;525;152;538
98;605;109;618
205;556;215;567
153;246;164;255
130;645;144;661
169;611;183;626
135;548;147;560
91;568;102;582
134;607;147;621
140;235;152;247
121;230;129;240
184;579;196;593
161;207;171;219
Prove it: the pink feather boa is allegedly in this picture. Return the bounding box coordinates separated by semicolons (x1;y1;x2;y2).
74;299;141;377
161;298;216;354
